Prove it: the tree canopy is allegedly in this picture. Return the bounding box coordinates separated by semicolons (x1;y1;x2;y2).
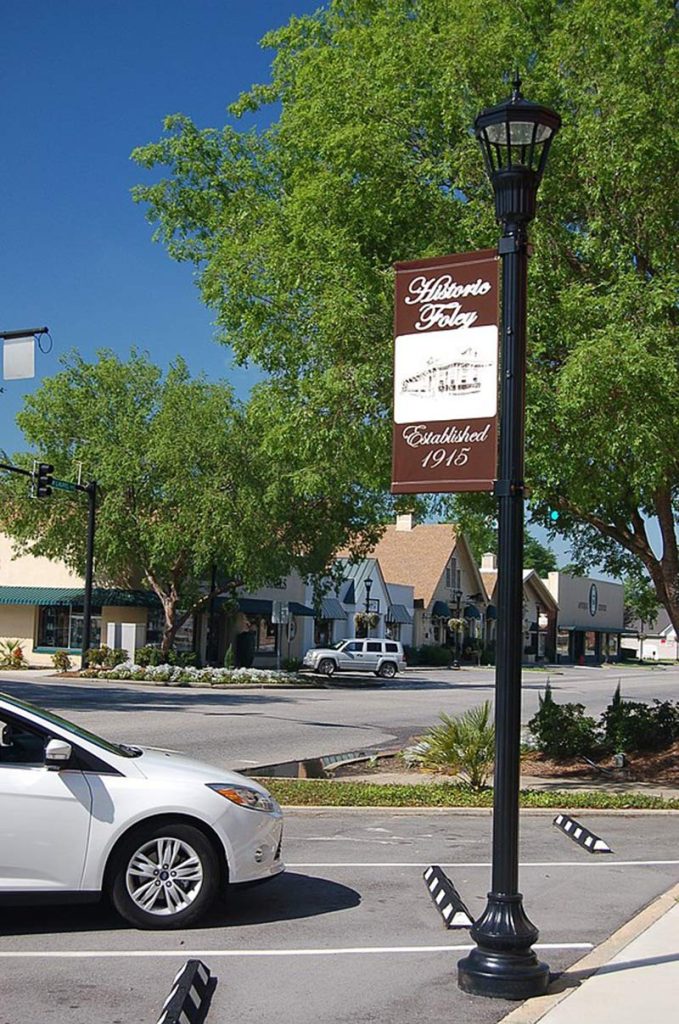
132;0;678;630
0;351;389;652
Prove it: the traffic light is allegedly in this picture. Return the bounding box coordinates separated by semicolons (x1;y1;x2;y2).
548;509;560;523
35;462;54;498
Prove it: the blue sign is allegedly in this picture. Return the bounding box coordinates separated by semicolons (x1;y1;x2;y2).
588;584;598;617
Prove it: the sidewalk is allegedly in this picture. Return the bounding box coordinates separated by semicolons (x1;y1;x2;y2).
500;883;679;1024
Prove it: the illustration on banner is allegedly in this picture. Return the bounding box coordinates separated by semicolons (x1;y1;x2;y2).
394;325;497;424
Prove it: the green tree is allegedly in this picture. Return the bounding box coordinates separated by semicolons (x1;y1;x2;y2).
0;351;385;653
132;0;678;632
523;535;558;578
623;571;660;630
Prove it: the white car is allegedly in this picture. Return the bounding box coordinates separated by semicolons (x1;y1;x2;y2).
303;638;406;678
0;692;284;928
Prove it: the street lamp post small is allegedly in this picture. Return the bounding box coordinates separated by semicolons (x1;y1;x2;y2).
452;588;463;666
364;578;373;637
457;75;560;1001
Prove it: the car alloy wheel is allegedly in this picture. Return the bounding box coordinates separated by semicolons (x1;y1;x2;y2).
126;836;204;916
110;822;220;928
318;658;336;676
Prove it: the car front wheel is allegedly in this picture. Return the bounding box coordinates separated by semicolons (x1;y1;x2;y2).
110;822;221;929
378;661;397;679
318;658;337;676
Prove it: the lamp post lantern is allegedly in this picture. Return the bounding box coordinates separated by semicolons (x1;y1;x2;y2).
458;75;560;1001
364;577;373;637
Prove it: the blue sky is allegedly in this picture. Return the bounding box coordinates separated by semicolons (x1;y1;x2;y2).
1;0;321;454
1;1;619;571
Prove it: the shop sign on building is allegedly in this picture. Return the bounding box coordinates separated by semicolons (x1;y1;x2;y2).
391;249;499;493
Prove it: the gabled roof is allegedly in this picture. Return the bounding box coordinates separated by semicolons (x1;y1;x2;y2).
358;523;480;609
481;569;558;610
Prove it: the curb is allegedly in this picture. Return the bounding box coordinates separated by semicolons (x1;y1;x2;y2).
282;805;679;816
496;881;679;1024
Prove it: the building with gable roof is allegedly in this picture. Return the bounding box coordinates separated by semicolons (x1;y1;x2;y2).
480;553;558;663
361;514;486;650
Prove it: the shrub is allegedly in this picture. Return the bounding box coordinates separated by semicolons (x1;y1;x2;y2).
135;644;164;667
85;646;127;669
602;683;679;753
403;702;495;791
528;681;599;758
223;645;235;669
415;645;454;667
168;649;199;668
0;639;27;668
282;657;302;671
51;650;72;672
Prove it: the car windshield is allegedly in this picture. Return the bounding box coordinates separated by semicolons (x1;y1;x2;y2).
330;641;348;650
0;692;142;758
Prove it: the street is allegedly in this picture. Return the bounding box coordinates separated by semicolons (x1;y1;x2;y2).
1;809;677;1024
0;664;676;772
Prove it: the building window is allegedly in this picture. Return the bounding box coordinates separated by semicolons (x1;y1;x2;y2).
146;610;165;646
315;619;332;647
37;605;101;650
385;621;401;641
556;629;570;659
146;609;194;651
255;617;278;654
445;557;458;590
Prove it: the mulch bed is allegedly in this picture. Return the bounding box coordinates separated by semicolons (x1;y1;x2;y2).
332;743;679;785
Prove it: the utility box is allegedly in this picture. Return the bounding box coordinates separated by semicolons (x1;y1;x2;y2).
106;622;145;662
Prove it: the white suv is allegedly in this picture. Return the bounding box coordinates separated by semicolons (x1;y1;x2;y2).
303;639;406;678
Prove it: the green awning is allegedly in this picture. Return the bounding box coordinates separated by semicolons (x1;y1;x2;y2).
288;601;316;617
0;586;160;608
432;600;451;618
387;604;412;624
319;597;347;620
237;598;273;615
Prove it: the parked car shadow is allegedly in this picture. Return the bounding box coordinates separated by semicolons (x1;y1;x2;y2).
0;873;360;937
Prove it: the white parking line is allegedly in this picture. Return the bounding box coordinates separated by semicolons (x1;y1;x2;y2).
286;860;679;868
0;943;594;959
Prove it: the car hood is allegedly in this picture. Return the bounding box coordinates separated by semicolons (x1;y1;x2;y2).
133;745;271;793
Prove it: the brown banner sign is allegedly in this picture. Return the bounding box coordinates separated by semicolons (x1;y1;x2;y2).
391;248;499;493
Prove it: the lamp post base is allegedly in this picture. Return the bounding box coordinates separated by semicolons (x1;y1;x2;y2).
457;893;550;1000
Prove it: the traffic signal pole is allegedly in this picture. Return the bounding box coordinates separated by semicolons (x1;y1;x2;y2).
1;460;97;667
81;481;97;664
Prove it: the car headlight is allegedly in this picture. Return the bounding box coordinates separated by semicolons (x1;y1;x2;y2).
207;783;278;813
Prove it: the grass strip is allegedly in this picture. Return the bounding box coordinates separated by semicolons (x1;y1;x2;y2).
260;778;679;810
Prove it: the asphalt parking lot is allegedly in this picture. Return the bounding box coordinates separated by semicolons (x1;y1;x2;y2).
2;809;678;1024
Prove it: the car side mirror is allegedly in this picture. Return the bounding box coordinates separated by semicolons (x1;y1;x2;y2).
45;738;73;770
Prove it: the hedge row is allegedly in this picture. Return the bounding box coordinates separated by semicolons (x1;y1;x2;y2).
78;663;316;687
259;778;679;810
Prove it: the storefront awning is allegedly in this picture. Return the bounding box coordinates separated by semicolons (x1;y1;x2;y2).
431;600;451;618
319;597;347;620
0;586;160;607
236;597;316;618
288;601;315;617
237;598;273;615
464;604;481;619
386;604;412;624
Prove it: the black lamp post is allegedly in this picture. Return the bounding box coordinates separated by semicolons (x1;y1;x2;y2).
364;577;373;637
458;75;560;1001
452;587;463;666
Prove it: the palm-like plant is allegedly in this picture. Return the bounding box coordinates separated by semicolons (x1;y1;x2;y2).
404;702;495;791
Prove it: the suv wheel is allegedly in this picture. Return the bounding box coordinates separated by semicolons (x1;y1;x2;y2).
318;658;337;677
378;661;397;679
